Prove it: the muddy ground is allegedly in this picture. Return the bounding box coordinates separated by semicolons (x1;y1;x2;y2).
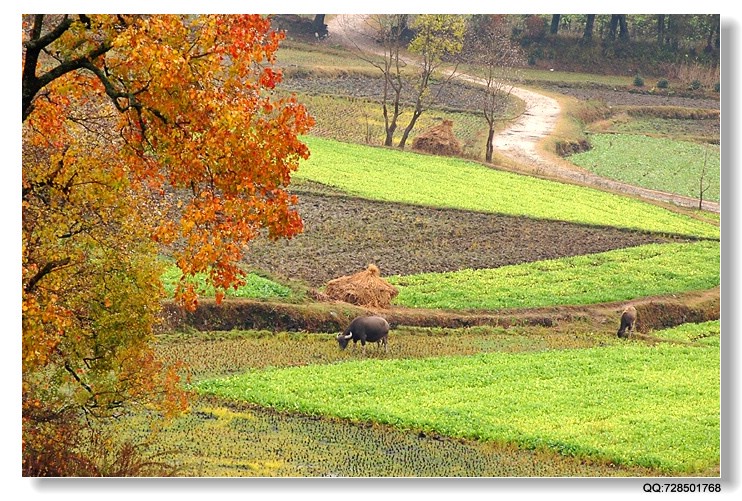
242;183;685;288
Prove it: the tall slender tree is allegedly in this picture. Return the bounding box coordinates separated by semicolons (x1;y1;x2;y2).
341;14;408;147
397;14;465;149
550;15;561;35
467;15;526;162
582;14;596;42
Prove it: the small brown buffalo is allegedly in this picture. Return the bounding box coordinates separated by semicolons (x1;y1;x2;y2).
336;315;389;352
617;305;637;338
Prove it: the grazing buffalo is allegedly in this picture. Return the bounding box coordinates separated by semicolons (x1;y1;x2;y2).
617;305;637;338
336;315;389;352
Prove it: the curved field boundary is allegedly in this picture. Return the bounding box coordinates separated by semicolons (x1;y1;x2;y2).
297;136;719;239
389;241;720;310
323;15;719;212
197;325;720;474
569;133;720;203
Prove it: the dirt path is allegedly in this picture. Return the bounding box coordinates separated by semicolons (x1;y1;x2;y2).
326;15;720;213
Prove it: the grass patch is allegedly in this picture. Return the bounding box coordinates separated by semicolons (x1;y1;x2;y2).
196;339;719;474
113;393;664;477
277;42;384;78
157;324;626;381
297;136;719;239
289;92;489;158
619;106;719;121
457;64;634;88
389;241;719;310
598;114;719;145
570;134;720;203
161;265;296;301
652;320;720;347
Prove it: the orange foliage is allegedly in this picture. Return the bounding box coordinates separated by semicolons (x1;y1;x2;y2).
22;14;313;475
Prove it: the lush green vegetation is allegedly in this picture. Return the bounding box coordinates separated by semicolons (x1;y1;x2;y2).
296;136;719;239
389;241;720;310
570;134;720;203
652;320;720;347
115;394;658;477
459;63;633;88
156;39;719;478
608;116;718;144
196;320;720;474
161;265;296;301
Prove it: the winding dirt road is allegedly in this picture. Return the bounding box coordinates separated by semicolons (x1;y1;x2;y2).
326;15;720;213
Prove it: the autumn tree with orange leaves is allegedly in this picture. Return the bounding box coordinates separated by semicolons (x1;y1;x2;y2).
22;14;314;475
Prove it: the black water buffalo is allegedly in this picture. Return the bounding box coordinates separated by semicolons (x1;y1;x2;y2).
617;305;637;338
336;315;389;352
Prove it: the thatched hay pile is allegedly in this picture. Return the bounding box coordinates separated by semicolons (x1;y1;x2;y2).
324;264;399;308
411;119;462;157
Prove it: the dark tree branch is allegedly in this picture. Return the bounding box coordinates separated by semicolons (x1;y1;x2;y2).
23;35;112;121
24;15;73;52
79;60;169;128
24;257;71;293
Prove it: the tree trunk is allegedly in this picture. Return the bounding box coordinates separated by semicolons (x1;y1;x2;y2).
608;15;619;41
398;109;422;149
312;14;326;34
550;15;561;35
657;14;665;46
583;14;595;42
705;15;720;53
618;15;629;41
608;15;629;42
382;102;397;147
667;15;679;49
485;127;495;162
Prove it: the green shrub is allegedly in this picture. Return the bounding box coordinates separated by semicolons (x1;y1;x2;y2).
633;74;644;87
161;265;296;301
657;78;669;89
689;79;702;90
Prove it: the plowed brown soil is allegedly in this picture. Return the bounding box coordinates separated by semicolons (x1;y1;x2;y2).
242;185;687;288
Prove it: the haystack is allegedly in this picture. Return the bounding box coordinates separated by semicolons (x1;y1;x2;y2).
324;264;399;309
411;119;462;157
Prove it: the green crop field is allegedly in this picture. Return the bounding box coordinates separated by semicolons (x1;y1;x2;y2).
296;136;719;239
161;265;297;301
389;241;720;310
570;134;720;203
153;45;720;478
196;321;720;474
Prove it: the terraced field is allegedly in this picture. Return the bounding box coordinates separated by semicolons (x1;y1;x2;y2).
146;40;721;479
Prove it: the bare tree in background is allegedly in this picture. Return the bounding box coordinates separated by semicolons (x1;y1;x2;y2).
468;15;526;162
397;14;466;149
334;14;465;149
698;144;711;210
335;14;408;147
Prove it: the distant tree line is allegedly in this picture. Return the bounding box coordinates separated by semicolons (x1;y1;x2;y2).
544;14;720;53
318;14;720;63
